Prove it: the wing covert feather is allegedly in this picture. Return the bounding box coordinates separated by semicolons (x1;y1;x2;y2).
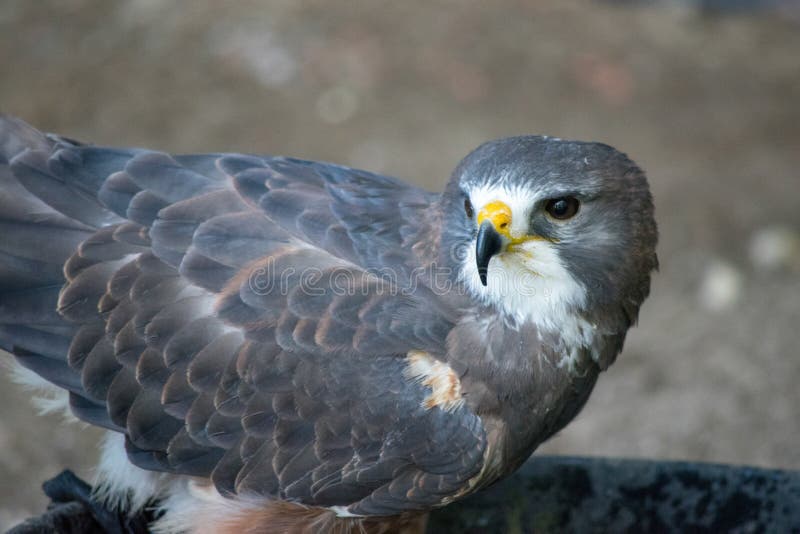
0;117;485;515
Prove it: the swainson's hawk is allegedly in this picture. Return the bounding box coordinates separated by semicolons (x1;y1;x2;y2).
0;115;657;533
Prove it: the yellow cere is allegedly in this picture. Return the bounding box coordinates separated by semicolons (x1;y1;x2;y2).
477;199;556;248
477;200;513;237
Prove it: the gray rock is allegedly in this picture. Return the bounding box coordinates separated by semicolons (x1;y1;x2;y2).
429;456;800;533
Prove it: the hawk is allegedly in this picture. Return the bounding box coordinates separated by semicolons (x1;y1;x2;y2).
0;115;657;533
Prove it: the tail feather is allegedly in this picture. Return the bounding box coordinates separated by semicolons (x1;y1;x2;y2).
10;147;123;227
0;324;74;359
0;114;52;162
0;115;128;423
0;285;65;324
0;249;66;289
13;351;84;393
0;220;90;273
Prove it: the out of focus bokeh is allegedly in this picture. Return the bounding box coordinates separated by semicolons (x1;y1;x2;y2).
1;0;798;528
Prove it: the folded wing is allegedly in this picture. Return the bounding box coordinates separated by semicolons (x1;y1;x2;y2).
0;116;485;515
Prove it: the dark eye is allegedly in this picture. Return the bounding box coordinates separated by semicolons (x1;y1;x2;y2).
545;197;580;220
464;198;474;218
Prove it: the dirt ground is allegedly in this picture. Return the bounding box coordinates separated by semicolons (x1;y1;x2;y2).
1;0;798;528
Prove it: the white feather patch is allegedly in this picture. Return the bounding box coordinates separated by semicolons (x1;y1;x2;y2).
403;350;464;412
463;186;597;361
469;183;541;239
92;432;171;512
6;361;77;422
151;480;264;534
327;505;364;518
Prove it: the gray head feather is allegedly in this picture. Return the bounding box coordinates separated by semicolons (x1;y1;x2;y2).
440;136;658;335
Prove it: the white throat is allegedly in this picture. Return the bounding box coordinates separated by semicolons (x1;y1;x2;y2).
460;184;598;360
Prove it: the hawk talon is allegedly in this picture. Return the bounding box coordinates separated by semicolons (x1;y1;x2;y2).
41;470;155;534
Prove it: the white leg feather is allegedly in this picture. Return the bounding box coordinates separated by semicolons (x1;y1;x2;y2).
6;360;77;422
92;432;173;512
151;480;262;534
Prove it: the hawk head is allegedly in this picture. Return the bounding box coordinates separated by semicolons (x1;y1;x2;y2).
441;136;658;346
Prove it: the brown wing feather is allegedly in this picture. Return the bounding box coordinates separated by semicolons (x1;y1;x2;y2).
0;116;487;516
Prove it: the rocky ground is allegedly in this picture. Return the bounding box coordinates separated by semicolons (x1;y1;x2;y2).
1;0;798;528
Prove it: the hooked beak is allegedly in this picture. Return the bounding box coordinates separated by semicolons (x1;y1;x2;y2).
476;221;503;286
473;199;549;286
475;200;514;286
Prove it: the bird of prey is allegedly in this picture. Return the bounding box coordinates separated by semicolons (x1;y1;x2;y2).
0;115;657;533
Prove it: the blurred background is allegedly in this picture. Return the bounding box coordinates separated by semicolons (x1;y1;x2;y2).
1;0;798;528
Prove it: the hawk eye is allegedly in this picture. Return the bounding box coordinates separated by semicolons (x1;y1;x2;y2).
545;197;580;220
464;198;474;218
